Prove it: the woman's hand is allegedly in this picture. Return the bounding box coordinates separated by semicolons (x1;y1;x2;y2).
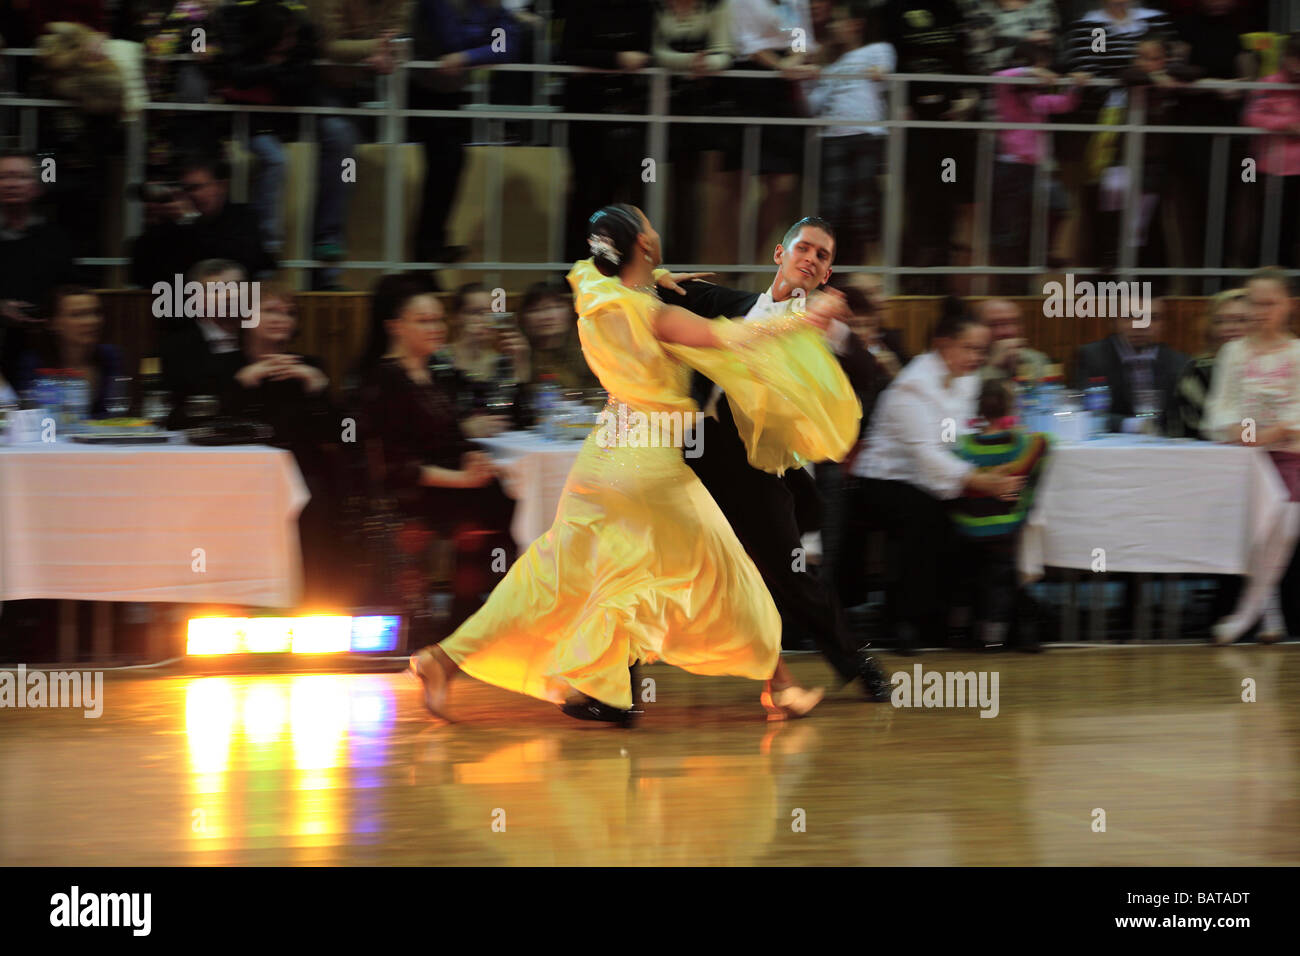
803;288;847;331
235;354;298;388
617;51;651;72
498;329;531;380
656;271;718;295
267;359;329;393
458;451;496;488
462;413;509;438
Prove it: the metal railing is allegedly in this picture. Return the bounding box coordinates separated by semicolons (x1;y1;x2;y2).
3;46;1299;295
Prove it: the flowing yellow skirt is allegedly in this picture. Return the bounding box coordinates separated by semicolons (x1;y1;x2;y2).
438;429;781;711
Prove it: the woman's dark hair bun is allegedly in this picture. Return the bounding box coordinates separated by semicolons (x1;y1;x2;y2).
587;204;642;277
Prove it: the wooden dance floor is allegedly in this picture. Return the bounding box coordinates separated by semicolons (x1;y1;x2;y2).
2;647;1297;866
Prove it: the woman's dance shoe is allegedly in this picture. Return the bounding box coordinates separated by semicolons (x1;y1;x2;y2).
760;684;825;720
409;648;453;721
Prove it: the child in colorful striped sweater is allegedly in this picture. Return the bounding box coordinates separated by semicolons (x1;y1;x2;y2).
950;378;1051;649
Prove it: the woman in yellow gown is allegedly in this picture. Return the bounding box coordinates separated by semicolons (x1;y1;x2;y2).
410;205;862;722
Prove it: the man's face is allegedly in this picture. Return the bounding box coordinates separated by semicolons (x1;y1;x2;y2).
980;301;1022;342
1135;42;1166;74
180;167;227;218
0;157;38;206
1121;303;1164;348
774;227;834;296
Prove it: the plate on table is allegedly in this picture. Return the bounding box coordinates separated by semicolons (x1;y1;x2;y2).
70;431;172;444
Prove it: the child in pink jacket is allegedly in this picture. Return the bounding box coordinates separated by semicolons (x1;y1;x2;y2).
1243;33;1300;266
991;41;1089;288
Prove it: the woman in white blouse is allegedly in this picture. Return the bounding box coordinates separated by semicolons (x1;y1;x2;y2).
841;309;1025;652
1204;268;1300;643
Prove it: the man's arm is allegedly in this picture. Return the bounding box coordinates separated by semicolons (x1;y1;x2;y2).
657;279;757;319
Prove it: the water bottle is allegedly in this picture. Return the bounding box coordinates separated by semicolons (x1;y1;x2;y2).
1017;378;1040;433
1038;375;1065;437
1084;377;1111;439
32;369;59;413
63;369;90;431
535;374;559;440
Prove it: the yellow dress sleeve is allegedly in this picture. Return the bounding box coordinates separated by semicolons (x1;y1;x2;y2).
663;310;862;475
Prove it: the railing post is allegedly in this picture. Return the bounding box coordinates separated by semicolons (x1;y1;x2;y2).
882;77;906;296
383;61;406;270
739;123;760;270
973;126;994;296
645;68;669;244
1203;134;1229;293
1117;86;1146;280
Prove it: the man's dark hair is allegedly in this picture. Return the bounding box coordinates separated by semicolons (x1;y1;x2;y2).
932;296;978;341
175;153;232;182
47;284;96;317
977;378;1012;423
840;285;874;316
781;217;836;257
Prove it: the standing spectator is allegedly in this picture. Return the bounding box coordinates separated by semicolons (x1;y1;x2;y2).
882;0;977;292
1204;269;1300;643
958;0;1059;78
809;0;894;267
1072;299;1188;433
129;154;277;288
1063;1;1175;267
978;297;1049;383
206;1;332;259
989;43;1087;290
1169;287;1249;440
305;0;415;281
728;0;820;258
559;0;653;262
0;149;81;388
1242;33;1300;268
949;377;1050;650
411;0;520;264
653;0;735;263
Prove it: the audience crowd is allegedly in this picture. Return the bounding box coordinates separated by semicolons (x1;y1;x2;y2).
2;0;1298;651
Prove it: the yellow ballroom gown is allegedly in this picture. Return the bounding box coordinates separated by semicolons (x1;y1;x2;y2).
436;260;861;710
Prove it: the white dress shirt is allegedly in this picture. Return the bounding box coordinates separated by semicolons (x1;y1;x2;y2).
197;317;240;355
852;350;979;500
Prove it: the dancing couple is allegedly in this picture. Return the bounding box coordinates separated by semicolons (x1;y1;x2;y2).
411;204;869;723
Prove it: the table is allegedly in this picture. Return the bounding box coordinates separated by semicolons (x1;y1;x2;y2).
0;441;309;606
474;430;584;550
1019;435;1290;639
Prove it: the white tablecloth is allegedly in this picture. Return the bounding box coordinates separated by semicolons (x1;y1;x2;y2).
475;430;584;549
0;442;309;605
1019;436;1290;578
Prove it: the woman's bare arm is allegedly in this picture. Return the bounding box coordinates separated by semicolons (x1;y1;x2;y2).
652;304;722;347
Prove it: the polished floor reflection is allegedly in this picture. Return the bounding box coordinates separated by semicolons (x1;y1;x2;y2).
2;647;1298;865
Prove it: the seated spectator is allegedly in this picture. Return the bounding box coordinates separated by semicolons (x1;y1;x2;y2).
990;44;1087;290
159;258;249;424
411;0;520;264
1169;287;1249;440
1073;300;1188;433
1243;32;1300;268
221;281;348;604
1204;268;1300;643
837;310;1024;651
810;1;894;267
17;286;122;418
0;148;81;388
949;377;1050;651
840;283;907;436
447;283;529;429
979;297;1049;383
517;279;598;392
129;154;276;290
356;273;517;637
